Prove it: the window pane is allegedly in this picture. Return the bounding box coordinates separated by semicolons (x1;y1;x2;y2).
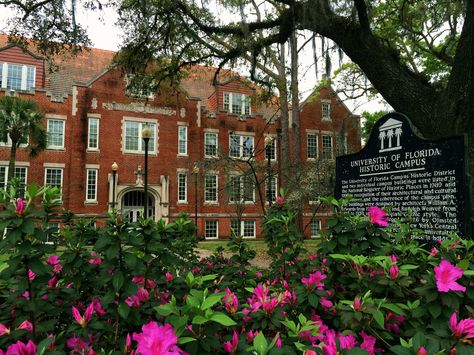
230;220;241;236
178;173;187;202
242;136;254;157
178;126;187;154
232;93;242;114
307;133;318;159
243;175;254;202
322;135;333;159
125;122;139;151
45;168;63;199
0;166;6;190
228;176;241;202
204;175;217;202
47;120;64;147
229;135;240;157
88;118;99;149
223;93;230;111
86;169;98;201
26;66;35;90
322;102;330;119
7;64;22;90
205;133;217;156
265;139;276;160
243;220;255;238
145;123;156;152
311;220;321;237
205;220;218;239
266;177;277;203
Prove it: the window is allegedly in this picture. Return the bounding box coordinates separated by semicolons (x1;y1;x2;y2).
47;119;65;149
322;135;333;159
229;134;254;158
0;62;36;91
223;93;251;115
231;220;256;238
310;219;322;238
0;166;27;194
177;173;187;202
322;102;331;120
88;118;99;150
205;220;218;239
204;132;218;157
265;138;276;160
124;121;156;153
86;169;98;202
266;176;277;203
178;126;187;155
0;133;28;147
45;168;63;199
228;175;254;203
204;174;218;203
307;133;318;159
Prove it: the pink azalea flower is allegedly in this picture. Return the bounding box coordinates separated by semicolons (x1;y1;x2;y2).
5;340;36;355
247;330;259;342
125;295;141;308
360;331;376;355
48;275;58;288
434;260;466;293
132;322;183;355
223;330;238;354
0;323;11;336
390;255;397;263
301;271;327;289
67;336;92;353
223;288;239;313
125;333;132;353
92;298;106;316
17;320;33;332
165;272;173;282
389;265;399;279
385;312;405;334
322;329;337;355
320;297;333;309
28;269;37;281
449;312;474;340
353;297;361;311
305;351;317;355
338;333;356;349
72;303;94;328
417;347;427;355
368;206;389;227
46;255;60;265
429;247;439;257
88;257;102;265
276;195;284;205
15;198;25;215
138;288;150;302
275;334;282;348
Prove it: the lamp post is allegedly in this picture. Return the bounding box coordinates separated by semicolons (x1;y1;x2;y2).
192;163;199;236
264;136;273;205
142;124;152;219
111;161;118;208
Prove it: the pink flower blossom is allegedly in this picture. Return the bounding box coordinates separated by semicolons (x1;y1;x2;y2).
275;334;282;348
132;322;183;355
0;323;10;336
15;198;25;215
368;206;389;227
67;336;92;353
5;340;36;355
449;312;474;340
92;298;106;316
165;272;173;282
17;320;33;332
389;265;399;279
417;347;427;355
305;351;317;355
28;269;37;281
322;329;336;355
320;297;333;309
247;330;259;342
338;333;356;350
360;331;376;355
223;288;239;313
429;247;439;257
385;312;405;334
72;303;94;328
46;255;60;265
434;260;466;293
88;257;102;265
223;331;239;354
48;275;58;288
276;195;284;205
353;297;361;311
301;271;327;289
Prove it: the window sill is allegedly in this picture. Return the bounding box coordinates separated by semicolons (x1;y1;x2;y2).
47;147;66;151
84;201;98;205
177;154;188;157
322;117;332;121
204;202;219;206
86;149;100;153
177;201;188;205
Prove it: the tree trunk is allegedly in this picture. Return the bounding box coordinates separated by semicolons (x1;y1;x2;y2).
277;43;290;187
7;140;17;180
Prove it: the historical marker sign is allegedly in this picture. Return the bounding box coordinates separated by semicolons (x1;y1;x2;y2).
335;112;470;242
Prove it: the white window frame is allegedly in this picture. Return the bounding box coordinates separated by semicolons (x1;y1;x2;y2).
122;119;157;154
322;101;331;120
87;116;100;151
228;175;255;203
265;136;277;161
205;220;219;240
0;62;36;91
204;131;218;158
231;220;256;239
310;219;322;238
266;176;277;204
0;165;28;191
0;133;28;147
223;92;251;115
85;168;98;202
322;134;333;159
307;132;318;160
204;174;218;203
229;133;254;159
47;117;66;150
44;167;64;200
177;172;187;203
178;125;188;156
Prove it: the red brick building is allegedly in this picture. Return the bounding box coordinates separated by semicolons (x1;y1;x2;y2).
0;36;360;239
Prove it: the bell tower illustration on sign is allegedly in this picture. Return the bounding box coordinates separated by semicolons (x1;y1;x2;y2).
378;118;403;153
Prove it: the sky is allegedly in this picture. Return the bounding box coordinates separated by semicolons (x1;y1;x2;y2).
0;4;387;115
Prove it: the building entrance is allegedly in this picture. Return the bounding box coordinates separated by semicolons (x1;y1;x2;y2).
121;190;154;222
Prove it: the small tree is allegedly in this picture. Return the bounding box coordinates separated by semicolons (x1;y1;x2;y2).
0;96;47;180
